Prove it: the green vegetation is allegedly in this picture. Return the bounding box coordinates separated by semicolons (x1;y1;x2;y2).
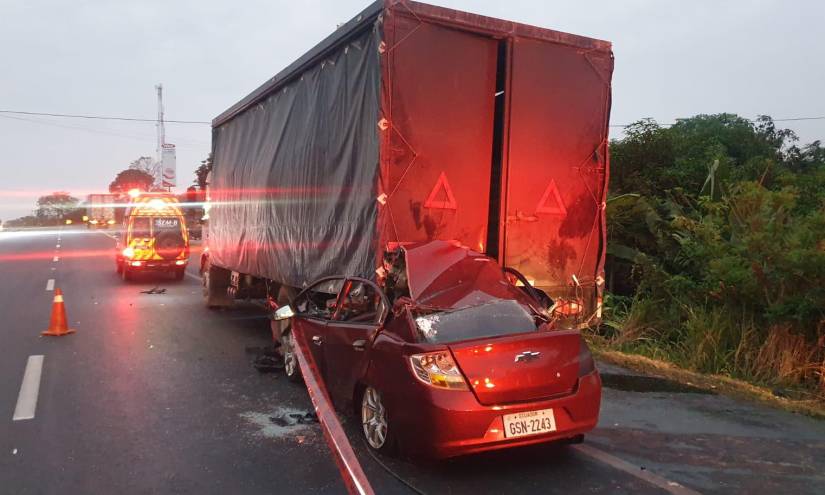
600;114;825;397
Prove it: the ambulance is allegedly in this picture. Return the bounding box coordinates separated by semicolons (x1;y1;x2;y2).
116;194;190;281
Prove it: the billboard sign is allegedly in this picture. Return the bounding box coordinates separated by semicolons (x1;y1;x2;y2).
161;143;176;187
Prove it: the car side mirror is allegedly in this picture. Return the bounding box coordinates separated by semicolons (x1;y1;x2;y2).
273;305;295;321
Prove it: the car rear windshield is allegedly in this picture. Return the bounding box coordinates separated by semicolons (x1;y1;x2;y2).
412;299;537;344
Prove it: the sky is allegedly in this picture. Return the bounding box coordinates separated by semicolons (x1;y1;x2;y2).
1;0;823;220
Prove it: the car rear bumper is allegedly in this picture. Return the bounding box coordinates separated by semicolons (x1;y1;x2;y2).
121;258;187;271
392;371;601;459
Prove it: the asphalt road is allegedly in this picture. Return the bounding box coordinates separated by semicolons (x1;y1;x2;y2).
1;228;824;494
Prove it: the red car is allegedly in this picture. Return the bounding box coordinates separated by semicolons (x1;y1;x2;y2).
276;240;601;458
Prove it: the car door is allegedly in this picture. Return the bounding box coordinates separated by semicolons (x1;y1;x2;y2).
291;277;347;376
322;278;389;409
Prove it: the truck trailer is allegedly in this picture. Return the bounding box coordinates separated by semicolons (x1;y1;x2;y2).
85;193;118;228
203;0;613;329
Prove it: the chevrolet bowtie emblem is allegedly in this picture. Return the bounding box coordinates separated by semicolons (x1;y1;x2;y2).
514;351;541;363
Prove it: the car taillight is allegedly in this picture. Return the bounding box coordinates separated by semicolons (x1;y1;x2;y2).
578;339;596;377
122;247;135;258
410;351;468;390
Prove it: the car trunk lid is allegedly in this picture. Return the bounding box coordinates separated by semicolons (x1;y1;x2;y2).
449;330;581;406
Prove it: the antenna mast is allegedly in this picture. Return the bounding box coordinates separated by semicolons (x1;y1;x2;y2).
155;83;165;163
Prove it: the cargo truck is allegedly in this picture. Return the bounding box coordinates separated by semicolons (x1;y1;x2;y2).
202;0;613;332
85;193;118;228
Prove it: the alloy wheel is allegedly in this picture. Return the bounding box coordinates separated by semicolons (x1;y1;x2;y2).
361;387;388;450
282;331;298;379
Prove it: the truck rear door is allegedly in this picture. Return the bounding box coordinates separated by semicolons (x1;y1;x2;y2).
382;16;498;252
502;40;612;304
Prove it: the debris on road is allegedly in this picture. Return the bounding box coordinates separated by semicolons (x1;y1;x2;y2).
253;355;284;373
239;408;319;440
140;287;167;295
269;411;318;426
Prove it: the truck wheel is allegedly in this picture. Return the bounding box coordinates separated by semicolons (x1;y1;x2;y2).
203;262;232;309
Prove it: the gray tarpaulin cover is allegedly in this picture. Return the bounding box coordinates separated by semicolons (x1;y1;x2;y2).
209;26;381;287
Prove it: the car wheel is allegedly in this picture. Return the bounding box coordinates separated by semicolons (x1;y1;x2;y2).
280;329;302;383
173;267;185;281
361;386;395;453
122;265;132;282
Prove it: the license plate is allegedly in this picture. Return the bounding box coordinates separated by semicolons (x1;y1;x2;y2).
503;408;556;439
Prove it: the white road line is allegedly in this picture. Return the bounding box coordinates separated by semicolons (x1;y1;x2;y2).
56;244;60;248
13;356;44;421
45;279;55;291
573;444;701;495
53;256;59;262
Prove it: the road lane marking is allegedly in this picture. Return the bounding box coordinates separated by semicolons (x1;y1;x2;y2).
56;244;60;248
573;444;701;495
53;256;59;262
46;279;55;291
13;356;44;421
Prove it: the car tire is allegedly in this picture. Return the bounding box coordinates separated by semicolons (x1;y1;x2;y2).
173;268;185;281
280;328;303;383
122;265;132;282
360;386;396;455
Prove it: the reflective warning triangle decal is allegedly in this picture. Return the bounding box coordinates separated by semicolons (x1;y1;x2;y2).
424;172;458;210
535;179;567;216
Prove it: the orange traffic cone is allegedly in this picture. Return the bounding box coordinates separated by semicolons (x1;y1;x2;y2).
42;288;76;337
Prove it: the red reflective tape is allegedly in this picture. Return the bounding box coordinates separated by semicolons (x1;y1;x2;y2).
535;179;567;216
423;171;458;210
292;328;375;495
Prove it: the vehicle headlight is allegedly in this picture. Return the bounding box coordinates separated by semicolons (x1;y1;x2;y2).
122;247;135;258
409;351;467;390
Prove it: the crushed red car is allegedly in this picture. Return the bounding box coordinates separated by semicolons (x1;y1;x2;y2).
275;240;600;458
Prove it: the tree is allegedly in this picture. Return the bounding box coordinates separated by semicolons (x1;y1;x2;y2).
35;192;79;222
128;156;156;175
109;169;155;193
193;153;212;190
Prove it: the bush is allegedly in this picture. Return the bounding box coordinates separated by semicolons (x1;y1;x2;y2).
602;114;825;394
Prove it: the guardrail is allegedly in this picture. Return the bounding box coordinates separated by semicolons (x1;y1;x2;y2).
291;327;375;495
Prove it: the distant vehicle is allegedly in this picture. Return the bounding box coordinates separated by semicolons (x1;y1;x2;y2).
116;194;189;281
274;241;601;458
85;193;118;228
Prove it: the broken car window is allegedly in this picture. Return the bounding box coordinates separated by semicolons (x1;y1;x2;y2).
295;278;345;320
412;299;537;344
336;281;384;324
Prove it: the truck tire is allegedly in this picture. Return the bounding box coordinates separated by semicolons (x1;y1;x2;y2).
203;262;232;309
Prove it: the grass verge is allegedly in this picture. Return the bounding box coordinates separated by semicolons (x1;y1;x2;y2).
592;345;825;420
